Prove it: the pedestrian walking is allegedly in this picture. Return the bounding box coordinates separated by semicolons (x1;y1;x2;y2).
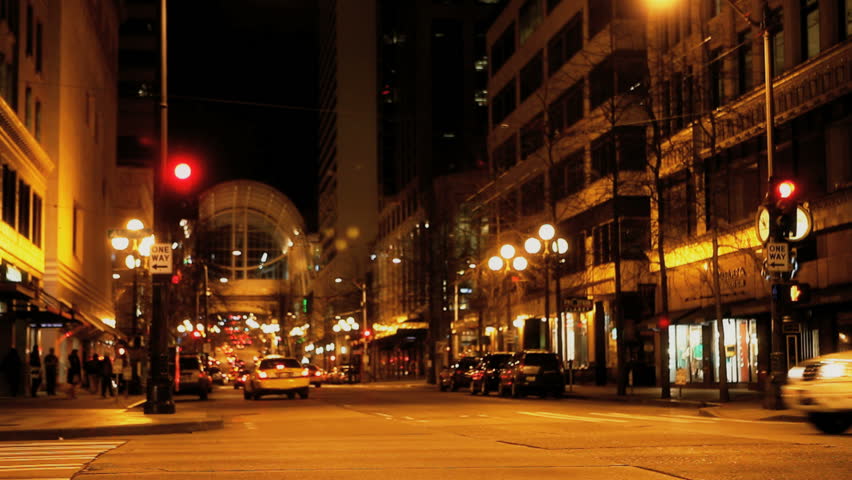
28;346;42;397
100;355;114;397
0;348;22;397
85;354;99;394
43;348;59;396
67;349;82;399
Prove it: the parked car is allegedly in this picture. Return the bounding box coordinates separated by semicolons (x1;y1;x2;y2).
782;351;852;434
438;356;480;392
244;355;310;400
306;364;325;387
469;353;513;396
498;350;565;399
175;353;212;400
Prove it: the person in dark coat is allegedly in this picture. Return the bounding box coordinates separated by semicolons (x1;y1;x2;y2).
100;355;114;397
85;354;99;393
43;348;59;396
67;349;82;399
1;348;22;397
29;346;41;397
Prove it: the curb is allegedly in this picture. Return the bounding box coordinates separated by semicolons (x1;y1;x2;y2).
0;417;224;441
698;406;807;423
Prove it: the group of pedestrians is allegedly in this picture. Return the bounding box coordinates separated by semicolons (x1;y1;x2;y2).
0;346;127;398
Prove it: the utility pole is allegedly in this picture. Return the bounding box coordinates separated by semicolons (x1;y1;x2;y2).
145;0;175;414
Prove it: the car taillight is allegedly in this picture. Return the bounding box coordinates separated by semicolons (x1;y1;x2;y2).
301;368;309;377
258;371;268;379
199;373;206;379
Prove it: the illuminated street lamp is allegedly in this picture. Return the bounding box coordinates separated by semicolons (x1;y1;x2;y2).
524;224;569;353
333;277;368;382
108;218;155;394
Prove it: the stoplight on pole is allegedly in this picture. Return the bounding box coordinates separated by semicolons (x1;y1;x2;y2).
770;178;799;240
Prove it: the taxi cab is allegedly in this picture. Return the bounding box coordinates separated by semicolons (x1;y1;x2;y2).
244;355;310;400
782;351;852;434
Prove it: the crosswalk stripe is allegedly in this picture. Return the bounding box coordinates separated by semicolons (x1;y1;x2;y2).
590;412;714;423
0;440;122;476
518;411;627;423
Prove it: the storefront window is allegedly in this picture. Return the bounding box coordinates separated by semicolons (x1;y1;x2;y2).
669;324;704;383
712;318;758;384
605;304;617;368
563;312;589;367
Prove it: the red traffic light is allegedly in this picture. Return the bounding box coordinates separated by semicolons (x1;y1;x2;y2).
658;317;671;329
776;180;796;200
171;273;181;285
174;163;192;180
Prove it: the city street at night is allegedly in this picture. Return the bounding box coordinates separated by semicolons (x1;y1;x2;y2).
4;383;845;480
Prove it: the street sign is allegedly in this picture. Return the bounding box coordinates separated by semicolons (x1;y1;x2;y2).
766;242;791;272
149;243;173;275
563;297;593;313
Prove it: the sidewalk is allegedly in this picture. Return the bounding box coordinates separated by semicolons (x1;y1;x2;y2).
0;388;223;441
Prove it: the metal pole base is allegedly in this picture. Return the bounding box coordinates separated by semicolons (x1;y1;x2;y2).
143;381;175;414
763;352;787;410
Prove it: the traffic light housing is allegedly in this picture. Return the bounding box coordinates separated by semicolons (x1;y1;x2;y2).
770;179;799;239
772;283;811;304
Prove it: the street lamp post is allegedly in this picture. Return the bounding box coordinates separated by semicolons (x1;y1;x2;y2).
109;220;155;395
334;277;368;382
524;224;569;353
487;244;528;351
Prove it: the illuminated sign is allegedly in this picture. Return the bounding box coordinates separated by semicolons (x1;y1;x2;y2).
5;265;22;283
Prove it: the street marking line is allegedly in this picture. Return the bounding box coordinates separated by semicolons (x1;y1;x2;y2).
459;415;469;418
477;414;489;417
663;414;723;421
403;416;414;420
0;464;82;470
125;399;146;409
0;455;98;460
590;412;713;424
375;413;393;419
517;411;627;423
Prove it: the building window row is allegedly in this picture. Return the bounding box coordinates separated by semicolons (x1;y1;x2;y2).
1;164;42;247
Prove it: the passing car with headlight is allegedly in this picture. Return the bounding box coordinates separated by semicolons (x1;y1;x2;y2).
782;351;852;434
244;355;310;400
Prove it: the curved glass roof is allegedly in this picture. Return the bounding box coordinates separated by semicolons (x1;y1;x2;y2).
197;180;306;280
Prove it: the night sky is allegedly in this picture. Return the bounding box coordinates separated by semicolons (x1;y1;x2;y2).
168;0;319;229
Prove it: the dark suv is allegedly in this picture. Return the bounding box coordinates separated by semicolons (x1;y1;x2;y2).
438;356;480;391
498;350;565;398
469;353;513;396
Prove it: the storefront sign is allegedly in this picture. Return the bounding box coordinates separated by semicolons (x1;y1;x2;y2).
563;298;593;313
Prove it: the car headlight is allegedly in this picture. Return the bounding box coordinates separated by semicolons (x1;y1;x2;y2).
787;366;805;380
818;362;847;379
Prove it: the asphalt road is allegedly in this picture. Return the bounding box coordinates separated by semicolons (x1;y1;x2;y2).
37;383;852;479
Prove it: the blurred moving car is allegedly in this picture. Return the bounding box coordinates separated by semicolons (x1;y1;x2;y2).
244;355;310;400
232;368;250;389
175;353;212;400
498;350;565;399
782;351;852;434
306;364;325;387
327;365;359;384
438;356;480;392
208;366;229;385
469;353;513;396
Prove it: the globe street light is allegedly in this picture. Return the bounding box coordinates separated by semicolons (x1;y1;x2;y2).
524;224;569;353
108;219;154;394
487;244;528;351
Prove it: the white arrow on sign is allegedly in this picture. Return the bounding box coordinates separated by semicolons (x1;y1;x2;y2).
148;243;173;275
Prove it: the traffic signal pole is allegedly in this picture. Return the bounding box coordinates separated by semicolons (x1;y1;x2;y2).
145;0;175;414
727;1;786;409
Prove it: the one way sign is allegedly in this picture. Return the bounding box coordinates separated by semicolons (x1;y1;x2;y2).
149;243;173;275
766;242;791;273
